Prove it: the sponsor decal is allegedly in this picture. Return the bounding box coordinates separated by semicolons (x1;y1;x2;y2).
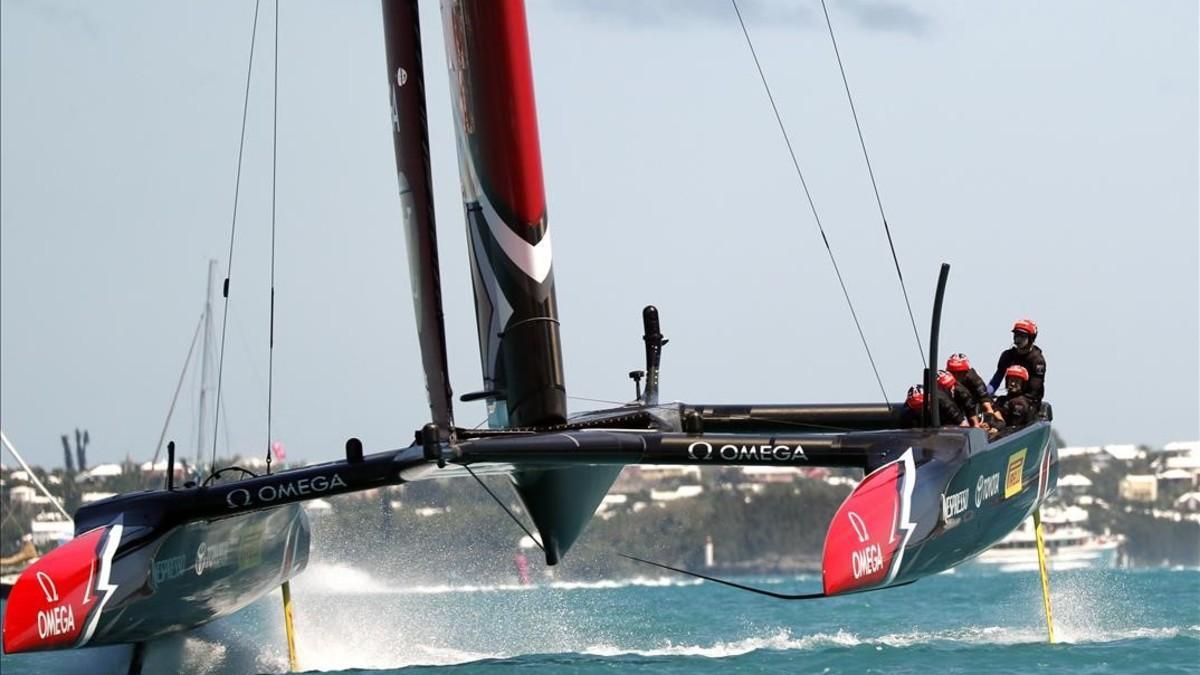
847;512;870;543
226;473;347;509
36;604;76;641
36;572;59;602
1005;449;1027;499
852;544;885;579
195;540;236;576
238;525;265;570
975;472;1000;507
941;488;969;520
33;570;75;641
153;555;188;583
685;441;806;463
823;449;917;596
2;523;122;654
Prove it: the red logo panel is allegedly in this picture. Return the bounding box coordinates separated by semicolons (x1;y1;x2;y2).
2;527;107;653
822;453;914;596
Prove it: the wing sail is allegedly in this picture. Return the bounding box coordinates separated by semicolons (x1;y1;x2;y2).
382;0;455;436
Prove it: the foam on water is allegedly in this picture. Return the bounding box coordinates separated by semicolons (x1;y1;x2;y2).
575;624;1196;661
297;563;704;596
238;566;1200;672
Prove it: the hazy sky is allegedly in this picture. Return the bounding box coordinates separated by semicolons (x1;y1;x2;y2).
2;0;1197;469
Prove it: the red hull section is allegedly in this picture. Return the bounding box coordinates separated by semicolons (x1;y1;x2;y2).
3;525;119;653
822;451;914;596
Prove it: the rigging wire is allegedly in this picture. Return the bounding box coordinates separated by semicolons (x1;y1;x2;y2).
729;0;889;402
150;312;205;468
211;0;263;476
819;0;925;364
265;0;279;475
461;464;545;553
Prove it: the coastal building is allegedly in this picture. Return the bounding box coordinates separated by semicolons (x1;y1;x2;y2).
79;463;124;480
81;492;118;503
30;514;74;547
8;485;36;504
650;485;704;502
738;466;801;484
1174;491;1200;512
1119;475;1158;503
1057;473;1093;498
596;493;629;519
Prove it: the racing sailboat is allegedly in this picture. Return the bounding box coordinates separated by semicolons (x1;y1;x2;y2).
2;0;1057;662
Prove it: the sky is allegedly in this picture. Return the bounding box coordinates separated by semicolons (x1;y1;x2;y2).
1;0;1197;470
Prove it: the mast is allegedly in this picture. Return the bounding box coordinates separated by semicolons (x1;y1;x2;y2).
196;259;217;467
438;0;619;564
440;0;565;428
381;0;456;439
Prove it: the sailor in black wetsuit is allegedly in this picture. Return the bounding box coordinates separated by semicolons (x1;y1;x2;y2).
899;381;966;428
937;369;980;427
899;385;925;428
994;365;1038;430
988;318;1046;407
947;353;1001;424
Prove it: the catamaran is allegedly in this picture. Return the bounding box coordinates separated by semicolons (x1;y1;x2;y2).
2;0;1058;667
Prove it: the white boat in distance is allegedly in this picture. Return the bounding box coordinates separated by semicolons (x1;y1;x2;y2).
969;505;1123;572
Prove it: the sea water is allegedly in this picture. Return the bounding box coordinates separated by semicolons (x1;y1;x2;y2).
2;566;1197;674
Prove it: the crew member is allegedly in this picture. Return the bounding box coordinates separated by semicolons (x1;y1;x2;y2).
989;318;1046;406
947;353;1002;423
995;365;1038;429
899;385;925;428
900;382;966;428
938;369;981;427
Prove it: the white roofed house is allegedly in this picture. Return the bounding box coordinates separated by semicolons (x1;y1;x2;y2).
30;513;74;548
7;485;37;504
650;485;704;502
1056;473;1093;499
1119;475;1158;503
1102;444;1143;463
77;463;124;481
1151;441;1200;483
1174;492;1200;512
1155;468;1197;504
739;466;801;484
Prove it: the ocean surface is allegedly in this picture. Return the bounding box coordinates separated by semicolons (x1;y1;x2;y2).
2;565;1197;674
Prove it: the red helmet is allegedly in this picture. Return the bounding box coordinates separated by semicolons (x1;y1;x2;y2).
1012;318;1038;337
906;385;925;411
936;370;957;391
1005;365;1029;381
946;353;970;373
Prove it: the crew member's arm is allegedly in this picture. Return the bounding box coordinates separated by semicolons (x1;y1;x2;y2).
987;352;1009;394
1028;354;1046;402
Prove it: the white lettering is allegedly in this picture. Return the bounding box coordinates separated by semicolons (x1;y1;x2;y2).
226;488;251;509
154;555;187;583
851;544;884;579
227;473;349;509
196;540;237;576
687;441;713;460
710;444;808;462
975;473;1000;508
941;489;969;520
36;605;75;640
